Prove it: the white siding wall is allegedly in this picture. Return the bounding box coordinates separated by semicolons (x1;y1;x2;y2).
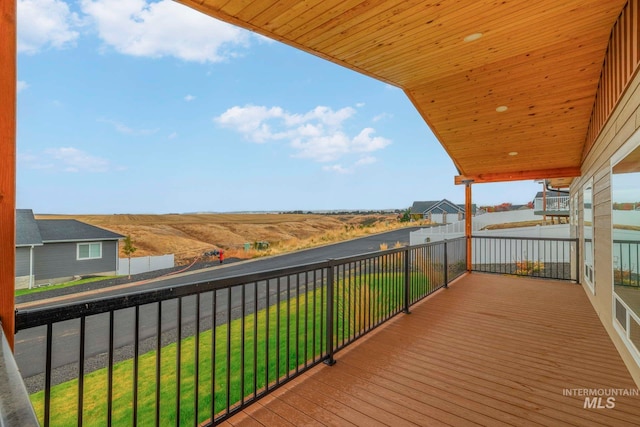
571;64;640;385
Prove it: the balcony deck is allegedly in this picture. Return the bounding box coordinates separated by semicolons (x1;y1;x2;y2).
222;273;640;426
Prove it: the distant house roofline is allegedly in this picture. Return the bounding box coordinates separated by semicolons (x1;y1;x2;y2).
16;212;124;247
36;219;124;243
16;209;43;247
410;199;477;215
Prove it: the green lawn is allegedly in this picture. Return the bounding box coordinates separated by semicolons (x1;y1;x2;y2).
15;276;120;297
30;271;433;426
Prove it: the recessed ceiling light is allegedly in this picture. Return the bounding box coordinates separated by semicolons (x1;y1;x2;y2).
464;32;483;42
496;105;508;112
508;151;518;156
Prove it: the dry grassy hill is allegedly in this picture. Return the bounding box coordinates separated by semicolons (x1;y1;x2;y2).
37;213;410;265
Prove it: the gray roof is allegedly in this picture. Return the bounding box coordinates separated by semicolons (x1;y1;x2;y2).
16;209;43;247
410;201;439;214
36;219;124;243
411;199;477;215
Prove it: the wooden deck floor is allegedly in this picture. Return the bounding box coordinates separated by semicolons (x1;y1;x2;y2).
222;273;640;426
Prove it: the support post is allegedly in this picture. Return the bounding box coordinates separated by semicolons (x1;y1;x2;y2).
542;180;547;222
575;239;580;284
403;248;411;313
443;240;449;288
324;260;336;366
0;0;17;350
464;181;473;272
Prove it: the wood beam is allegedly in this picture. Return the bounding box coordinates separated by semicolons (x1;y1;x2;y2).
0;0;16;349
455;167;581;185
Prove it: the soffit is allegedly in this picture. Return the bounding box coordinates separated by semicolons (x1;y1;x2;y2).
178;0;626;184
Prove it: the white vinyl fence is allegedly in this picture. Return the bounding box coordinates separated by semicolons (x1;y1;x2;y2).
410;210;541;245
118;254;174;276
471;225;571;263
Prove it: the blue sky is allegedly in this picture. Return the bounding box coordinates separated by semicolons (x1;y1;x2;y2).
16;0;542;214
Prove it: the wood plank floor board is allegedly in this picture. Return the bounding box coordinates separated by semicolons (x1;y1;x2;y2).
364;316;630;394
275;371;389;427
318;358;539;427
225;410;264;427
338;351;609;426
378;325;635;390
337;350;569;426
294;374;422;426
269;381;360;426
243;401;295;427
306;369;476;427
252;393;326;427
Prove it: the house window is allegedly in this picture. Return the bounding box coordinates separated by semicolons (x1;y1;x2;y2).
583;180;594;293
78;242;102;260
612;136;640;365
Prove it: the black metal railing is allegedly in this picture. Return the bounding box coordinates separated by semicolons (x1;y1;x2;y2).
613;240;640;287
14;238;466;427
471;235;579;281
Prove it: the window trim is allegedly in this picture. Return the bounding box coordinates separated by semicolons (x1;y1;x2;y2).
77;242;102;260
582;179;595;293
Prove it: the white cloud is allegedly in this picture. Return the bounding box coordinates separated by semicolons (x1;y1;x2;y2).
46;147;110;172
98;118;158;135
214;104;391;164
81;0;251;62
168;131;178;139
323;164;351;174
20;147;110;172
322;156;377;175
291;132;351;162
355;156;377;166
17;81;29;93
215;105;285;142
184;94;196;102
372;112;392;122
18;152;53;170
352;128;391;153
18;0;80;54
283;106;356;128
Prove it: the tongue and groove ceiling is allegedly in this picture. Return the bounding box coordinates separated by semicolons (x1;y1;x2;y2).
177;0;626;186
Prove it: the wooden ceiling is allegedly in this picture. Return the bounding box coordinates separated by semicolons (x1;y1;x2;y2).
178;0;626;186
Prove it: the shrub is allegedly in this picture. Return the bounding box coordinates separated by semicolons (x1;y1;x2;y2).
515;260;544;275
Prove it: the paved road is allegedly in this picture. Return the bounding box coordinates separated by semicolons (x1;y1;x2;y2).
15;227;420;385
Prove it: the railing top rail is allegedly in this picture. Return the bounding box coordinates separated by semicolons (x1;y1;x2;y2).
613;239;640;244
472;235;578;243
0;321;39;426
16;239;461;331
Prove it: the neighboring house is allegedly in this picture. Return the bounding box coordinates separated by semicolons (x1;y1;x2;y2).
532;190;570;217
410;199;476;224
15;209;43;289
15;210;124;289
